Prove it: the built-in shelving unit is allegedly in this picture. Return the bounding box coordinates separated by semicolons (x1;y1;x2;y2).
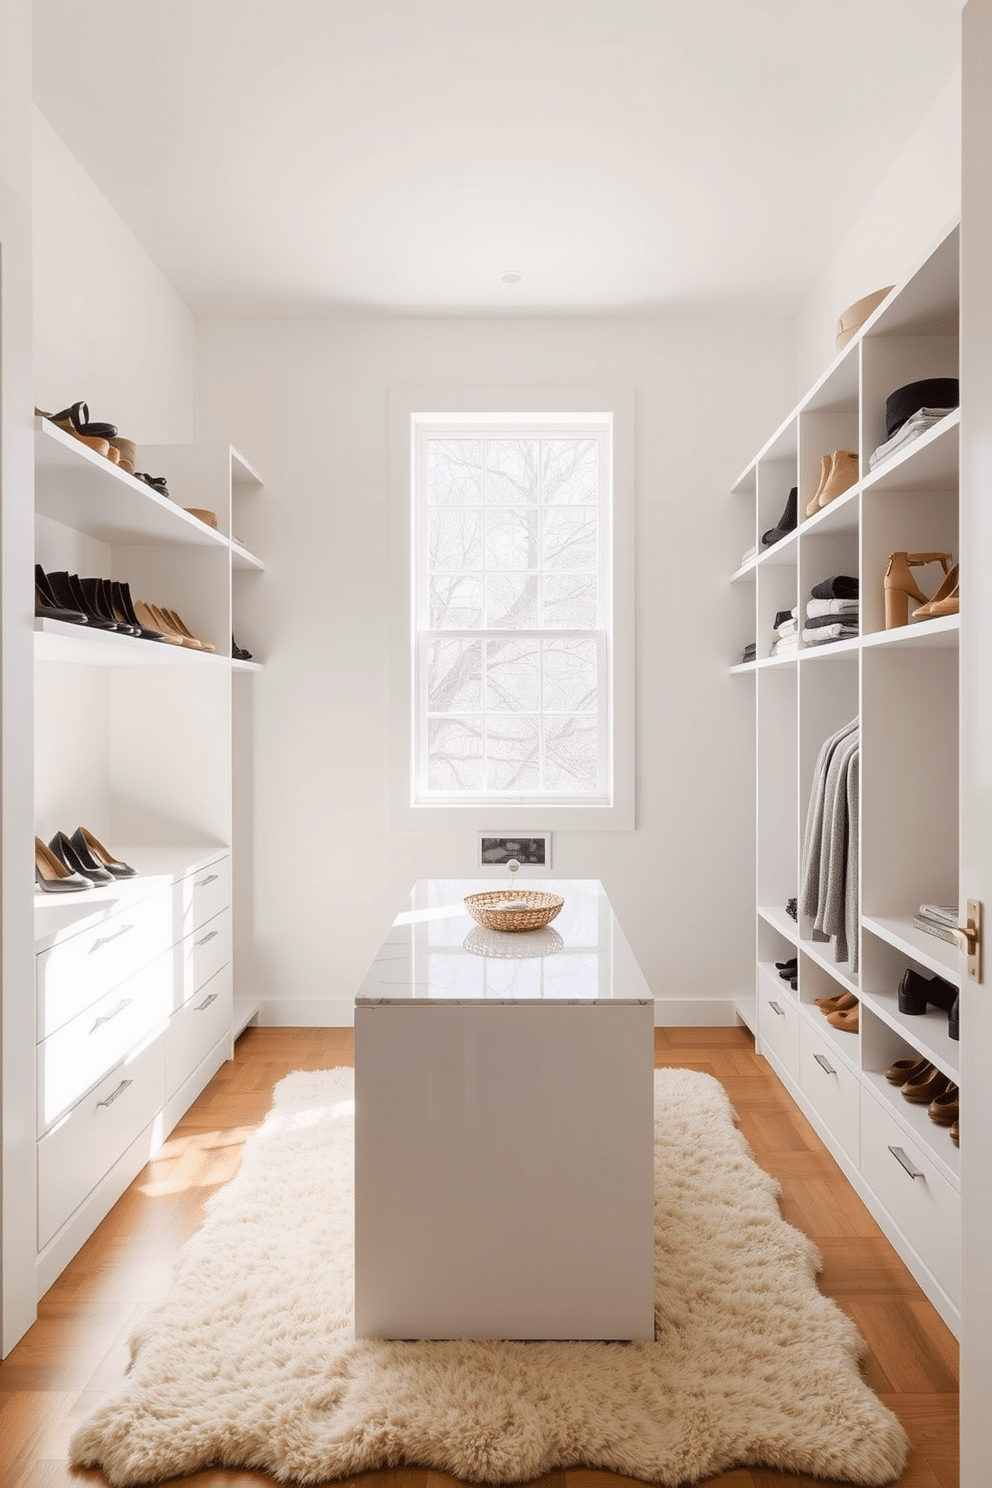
731;221;963;1334
32;419;265;1298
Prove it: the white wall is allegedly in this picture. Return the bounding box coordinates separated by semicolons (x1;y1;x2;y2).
796;68;962;391
32;109;194;441
196;314;795;1023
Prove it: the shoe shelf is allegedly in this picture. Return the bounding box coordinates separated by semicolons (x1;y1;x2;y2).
757;903;799;942
33;841;229;950
861;613;959;651
36;420;235;552
862;912;961;980
34;617;231;667
735;218;962;1332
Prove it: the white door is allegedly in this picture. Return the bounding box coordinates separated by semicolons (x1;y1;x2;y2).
958;4;991;1479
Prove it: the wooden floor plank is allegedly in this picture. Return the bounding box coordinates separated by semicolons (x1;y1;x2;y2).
0;1025;958;1488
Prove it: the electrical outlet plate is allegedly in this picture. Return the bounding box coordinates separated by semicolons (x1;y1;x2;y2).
477;833;552;869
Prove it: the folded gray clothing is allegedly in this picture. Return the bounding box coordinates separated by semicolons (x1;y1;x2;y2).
811;575;859;600
804;612;859;630
806;597;860;617
868;408;956;470
803;623;859;643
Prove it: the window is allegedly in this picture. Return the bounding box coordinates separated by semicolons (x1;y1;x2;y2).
389;388;633;831
413;417;611;807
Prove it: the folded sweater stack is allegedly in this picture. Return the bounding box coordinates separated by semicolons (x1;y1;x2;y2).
770;606;798;657
802;575;859;645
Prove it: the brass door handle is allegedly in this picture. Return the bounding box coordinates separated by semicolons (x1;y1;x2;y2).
951;898;983;983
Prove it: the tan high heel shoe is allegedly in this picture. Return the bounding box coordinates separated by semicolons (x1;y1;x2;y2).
912;562;959;620
817;450;859;508
884;551;953;629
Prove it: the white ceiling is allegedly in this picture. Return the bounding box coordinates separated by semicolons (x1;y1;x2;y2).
32;0;964;318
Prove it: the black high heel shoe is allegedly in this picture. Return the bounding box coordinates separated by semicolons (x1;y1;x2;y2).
761;487;798;547
897;967;958;1016
69;827;137;879
49;830;114;885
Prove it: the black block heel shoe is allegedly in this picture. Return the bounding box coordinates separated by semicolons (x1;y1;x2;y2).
949;992;959;1040
898;967;958;1016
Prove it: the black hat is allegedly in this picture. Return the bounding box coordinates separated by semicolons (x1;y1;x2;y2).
885;378;959;439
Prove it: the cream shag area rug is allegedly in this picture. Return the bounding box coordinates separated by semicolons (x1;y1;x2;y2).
70;1067;910;1488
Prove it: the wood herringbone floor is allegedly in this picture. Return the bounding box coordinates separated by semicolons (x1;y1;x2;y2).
0;1025;959;1488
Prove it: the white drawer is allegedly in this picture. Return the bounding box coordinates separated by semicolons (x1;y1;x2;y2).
36;886;175;1039
166;964;232;1098
860;1085;960;1307
37;1032;165;1250
174;856;231;940
799;1017;860;1161
174;909;232;1011
757;969;799;1081
38;946;174;1133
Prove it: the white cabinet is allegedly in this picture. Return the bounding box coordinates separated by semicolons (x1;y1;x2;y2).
733;221;963;1334
32;423;263;1298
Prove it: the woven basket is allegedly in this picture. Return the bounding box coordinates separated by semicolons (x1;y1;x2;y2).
463;889;564;932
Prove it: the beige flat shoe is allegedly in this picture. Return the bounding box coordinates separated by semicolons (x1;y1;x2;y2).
826;1000;859;1032
133;599;184;645
161;608;215;652
815;990;857;1013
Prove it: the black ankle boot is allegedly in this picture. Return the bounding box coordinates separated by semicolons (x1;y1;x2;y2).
949;993;959;1040
762;487;798;547
898;967;958;1016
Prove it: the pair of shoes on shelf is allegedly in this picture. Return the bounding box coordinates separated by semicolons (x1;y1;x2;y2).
890;1056;958;1123
805;451;859;517
232;634;253;661
35;828;135;893
898;967;957;1021
762;488;798;548
36;402;132;469
135;472;170;498
133;601;216;652
826;998;859;1031
36;568;165;641
814;990;859;1029
883;552;954;628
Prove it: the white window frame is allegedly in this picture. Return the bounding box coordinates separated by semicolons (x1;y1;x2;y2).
389;386;634;831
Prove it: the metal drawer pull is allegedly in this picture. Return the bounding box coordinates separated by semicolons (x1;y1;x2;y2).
768;1000;785;1016
90;923;134;952
888;1145;926;1180
196;931;219;947
91;997;133;1031
97;1079;133;1109
814;1053;836;1075
196;993;218;1012
196;874;219;888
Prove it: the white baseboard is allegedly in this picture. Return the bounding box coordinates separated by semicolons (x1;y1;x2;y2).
253;998;746;1029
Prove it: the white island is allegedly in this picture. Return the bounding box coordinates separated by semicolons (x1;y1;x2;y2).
354;879;655;1341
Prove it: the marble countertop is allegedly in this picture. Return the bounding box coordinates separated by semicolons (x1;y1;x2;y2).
356;878;652;1004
